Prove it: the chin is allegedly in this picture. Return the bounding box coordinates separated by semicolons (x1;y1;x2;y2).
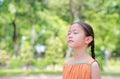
69;44;82;49
68;44;77;48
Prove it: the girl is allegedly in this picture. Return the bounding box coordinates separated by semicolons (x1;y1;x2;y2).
63;22;101;79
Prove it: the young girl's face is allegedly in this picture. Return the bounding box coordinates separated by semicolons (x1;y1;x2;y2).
67;23;88;48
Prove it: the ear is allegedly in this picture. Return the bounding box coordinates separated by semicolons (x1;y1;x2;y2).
85;36;93;45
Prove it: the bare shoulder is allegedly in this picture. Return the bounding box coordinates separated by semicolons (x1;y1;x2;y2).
91;61;100;72
64;58;73;65
91;61;99;68
91;61;101;79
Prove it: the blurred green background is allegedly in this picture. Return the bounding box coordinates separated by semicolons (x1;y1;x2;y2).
0;0;120;77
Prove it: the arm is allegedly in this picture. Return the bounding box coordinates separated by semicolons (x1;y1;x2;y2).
91;62;101;79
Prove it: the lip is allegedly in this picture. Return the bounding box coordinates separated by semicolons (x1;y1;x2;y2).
67;40;74;43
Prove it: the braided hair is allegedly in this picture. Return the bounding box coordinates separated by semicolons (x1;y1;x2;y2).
74;22;95;59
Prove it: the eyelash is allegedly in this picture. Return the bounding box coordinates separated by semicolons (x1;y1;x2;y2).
74;32;78;34
68;32;78;35
68;33;71;35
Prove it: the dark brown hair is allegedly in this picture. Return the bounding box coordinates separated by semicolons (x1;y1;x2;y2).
73;22;95;59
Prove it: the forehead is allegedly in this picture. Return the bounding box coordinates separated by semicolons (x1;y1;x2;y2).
69;23;83;31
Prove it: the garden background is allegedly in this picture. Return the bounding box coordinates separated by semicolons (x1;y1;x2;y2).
0;0;120;79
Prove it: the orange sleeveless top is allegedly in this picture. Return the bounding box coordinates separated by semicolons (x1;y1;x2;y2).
63;58;95;79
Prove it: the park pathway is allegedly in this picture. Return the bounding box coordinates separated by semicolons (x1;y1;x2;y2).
0;75;120;79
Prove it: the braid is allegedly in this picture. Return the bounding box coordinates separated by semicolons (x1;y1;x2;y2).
91;40;95;59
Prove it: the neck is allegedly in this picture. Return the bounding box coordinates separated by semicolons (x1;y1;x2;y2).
73;46;88;60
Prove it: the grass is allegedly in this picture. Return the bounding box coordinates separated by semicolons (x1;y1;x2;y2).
101;72;120;76
0;58;120;76
0;68;120;76
0;69;62;76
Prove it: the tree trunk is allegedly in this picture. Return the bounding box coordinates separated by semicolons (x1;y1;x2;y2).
12;20;19;57
69;0;83;22
66;46;73;58
31;24;35;45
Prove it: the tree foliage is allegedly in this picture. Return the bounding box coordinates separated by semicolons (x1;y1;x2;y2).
0;0;120;69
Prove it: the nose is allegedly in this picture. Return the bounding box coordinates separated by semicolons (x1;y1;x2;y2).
68;33;73;38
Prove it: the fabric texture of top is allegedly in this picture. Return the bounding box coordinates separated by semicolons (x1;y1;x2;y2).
63;58;95;79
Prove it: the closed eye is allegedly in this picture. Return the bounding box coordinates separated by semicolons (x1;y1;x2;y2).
68;32;71;35
73;31;79;34
74;32;78;34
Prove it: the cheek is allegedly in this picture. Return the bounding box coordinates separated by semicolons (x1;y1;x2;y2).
75;39;85;46
75;35;85;43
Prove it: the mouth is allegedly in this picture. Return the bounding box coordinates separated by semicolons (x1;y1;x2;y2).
67;40;74;43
